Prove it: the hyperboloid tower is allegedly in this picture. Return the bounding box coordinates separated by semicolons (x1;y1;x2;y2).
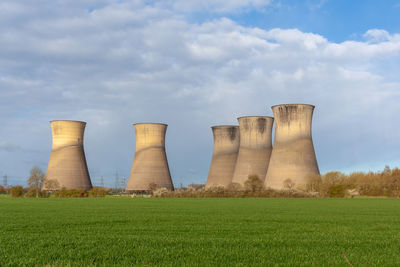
264;104;319;190
232;116;274;186
205;125;240;189
42;120;92;190
125;123;174;192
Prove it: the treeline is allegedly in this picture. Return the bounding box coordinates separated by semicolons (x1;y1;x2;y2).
0;186;109;198
2;166;400;198
154;166;400;198
0;166;110;198
308;166;400;197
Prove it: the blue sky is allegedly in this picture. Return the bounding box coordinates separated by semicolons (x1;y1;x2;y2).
0;0;399;187
222;0;400;42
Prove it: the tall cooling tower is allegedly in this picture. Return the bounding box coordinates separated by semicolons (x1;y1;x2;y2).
232;116;274;186
265;104;319;190
42;120;92;190
125;123;174;192
205;126;240;189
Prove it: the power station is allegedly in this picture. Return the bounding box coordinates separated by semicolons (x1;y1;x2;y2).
232;116;274;186
205;126;240;189
265;104;319;190
38;103;320;193
42;120;92;190
125;123;174;192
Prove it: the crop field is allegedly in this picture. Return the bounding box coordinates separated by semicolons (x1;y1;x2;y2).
1;198;400;266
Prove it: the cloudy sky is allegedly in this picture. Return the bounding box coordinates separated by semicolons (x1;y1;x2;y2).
1;0;400;187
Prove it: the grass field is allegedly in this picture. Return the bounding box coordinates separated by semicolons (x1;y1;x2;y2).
1;198;400;266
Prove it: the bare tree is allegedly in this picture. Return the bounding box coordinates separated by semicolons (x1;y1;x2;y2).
244;174;263;192
27;166;45;198
306;174;321;192
149;183;159;191
227;182;242;192
283;178;295;191
43;179;60;192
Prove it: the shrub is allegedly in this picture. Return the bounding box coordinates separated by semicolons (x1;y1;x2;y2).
10;186;24;198
25;189;37;198
152;187;169;197
24;189;49;198
156;187;313;198
0;185;6;194
54;189;89;198
327;184;346;198
88;187;107;197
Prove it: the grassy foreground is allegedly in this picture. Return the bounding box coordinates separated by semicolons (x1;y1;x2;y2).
1;198;400;266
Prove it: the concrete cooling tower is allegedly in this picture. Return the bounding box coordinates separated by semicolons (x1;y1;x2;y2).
125;123;174;192
232;116;274;186
205;126;240;189
265;104;319;190
42;120;92;190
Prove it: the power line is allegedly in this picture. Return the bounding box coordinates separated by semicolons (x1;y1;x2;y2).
100;176;104;188
3;174;7;187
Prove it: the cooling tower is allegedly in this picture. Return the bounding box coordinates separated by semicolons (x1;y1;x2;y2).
232;116;274;186
265;104;319;190
42;120;92;190
205;126;240;189
125;123;174;192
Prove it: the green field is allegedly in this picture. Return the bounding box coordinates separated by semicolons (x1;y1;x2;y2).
1;198;400;266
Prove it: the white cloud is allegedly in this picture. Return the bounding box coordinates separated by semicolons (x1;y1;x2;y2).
164;0;273;13
0;141;21;152
1;1;400;186
364;29;391;43
306;0;329;10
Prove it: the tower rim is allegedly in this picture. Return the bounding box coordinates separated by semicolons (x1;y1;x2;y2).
133;122;168;126
271;103;315;109
237;115;274;120
50;120;86;124
211;125;238;129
